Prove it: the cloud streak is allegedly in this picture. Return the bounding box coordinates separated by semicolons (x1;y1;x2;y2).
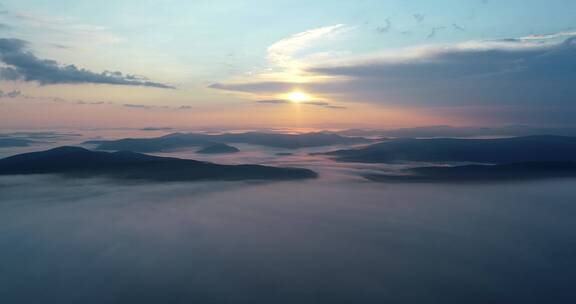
0;89;21;98
266;24;347;70
0;38;174;88
122;103;193;111
256;99;345;109
256;99;288;104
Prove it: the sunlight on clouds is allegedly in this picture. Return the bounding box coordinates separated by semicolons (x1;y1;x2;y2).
221;24;353;105
267;24;347;71
255;24;353;86
285;91;310;103
207;24;352;107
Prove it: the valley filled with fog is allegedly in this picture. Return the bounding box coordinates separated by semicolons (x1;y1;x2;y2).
3;1;576;302
1;129;576;303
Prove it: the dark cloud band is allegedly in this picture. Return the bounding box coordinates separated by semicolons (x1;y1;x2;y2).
0;38;174;89
211;36;576;123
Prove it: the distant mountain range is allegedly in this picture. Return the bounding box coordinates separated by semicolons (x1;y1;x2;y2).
0;146;317;182
365;162;576;183
86;132;370;152
333;125;576;138
325;135;576;164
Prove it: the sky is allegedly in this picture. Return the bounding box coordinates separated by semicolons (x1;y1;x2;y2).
0;0;575;129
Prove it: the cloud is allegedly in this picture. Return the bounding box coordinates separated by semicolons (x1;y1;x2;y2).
209;24;352;108
211;33;576;124
256;99;288;104
310;36;576;107
375;19;391;34
266;24;347;70
427;26;447;39
306;101;346;109
8;11;121;46
123;103;194;111
0;38;174;88
0;89;21;98
50;43;72;50
413;14;425;23
123;103;153;109
519;30;576;41
140;127;174;131
209;81;293;94
256;99;345;109
77;100;106;105
452;24;465;32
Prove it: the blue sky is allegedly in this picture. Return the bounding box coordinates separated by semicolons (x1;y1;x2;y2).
3;0;574;83
0;0;575;128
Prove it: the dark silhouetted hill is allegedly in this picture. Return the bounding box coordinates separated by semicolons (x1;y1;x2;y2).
0;146;317;181
197;143;240;154
86;132;370;152
365;162;576;183
333;125;576;138
325;135;576;164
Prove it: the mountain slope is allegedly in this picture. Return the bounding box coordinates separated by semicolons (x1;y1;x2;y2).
86;132;370;152
326;135;576;164
365;162;576;183
197;143;240;154
0;146;317;181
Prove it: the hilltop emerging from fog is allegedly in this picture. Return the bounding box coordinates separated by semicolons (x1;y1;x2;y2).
325;135;576;164
0;146;317;182
86;132;371;152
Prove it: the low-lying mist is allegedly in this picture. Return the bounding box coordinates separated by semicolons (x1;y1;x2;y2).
1;174;576;303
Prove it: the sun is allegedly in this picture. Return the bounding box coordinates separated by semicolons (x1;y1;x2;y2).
286;91;310;103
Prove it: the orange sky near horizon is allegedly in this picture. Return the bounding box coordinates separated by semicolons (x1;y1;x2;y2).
0;96;461;130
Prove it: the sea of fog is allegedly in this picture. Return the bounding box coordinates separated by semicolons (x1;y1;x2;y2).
1;129;576;303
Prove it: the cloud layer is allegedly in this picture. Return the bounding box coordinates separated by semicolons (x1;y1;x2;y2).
0;38;173;88
211;32;576;125
310;37;576;107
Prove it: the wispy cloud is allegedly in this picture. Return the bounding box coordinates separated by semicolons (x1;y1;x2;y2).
123;103;153;109
305;101;346;109
210;24;351;107
375;19;391;34
256;99;345;110
123;103;193;111
8;11;121;47
413;14;425;23
266;24;348;71
257;99;288;104
0;89;21;98
452;24;465;32
519;30;576;41
427;26;447;39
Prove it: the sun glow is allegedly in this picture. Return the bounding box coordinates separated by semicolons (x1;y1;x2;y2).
287;91;310;103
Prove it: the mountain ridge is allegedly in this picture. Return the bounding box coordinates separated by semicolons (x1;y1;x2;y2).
365;161;576;183
0;146;317;182
85;132;371;152
325;135;576;164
